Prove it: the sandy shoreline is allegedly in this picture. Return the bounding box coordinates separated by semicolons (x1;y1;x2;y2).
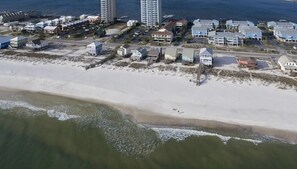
0;58;297;142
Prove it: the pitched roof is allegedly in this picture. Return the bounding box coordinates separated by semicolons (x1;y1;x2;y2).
31;39;42;45
87;41;102;47
274;27;297;36
278;55;293;65
121;44;130;49
10;36;27;41
239;26;262;35
182;48;195;59
44;26;58;30
152;29;173;36
199;48;213;56
192;25;212;31
165;47;178;57
162;21;176;31
0;36;13;43
148;48;161;57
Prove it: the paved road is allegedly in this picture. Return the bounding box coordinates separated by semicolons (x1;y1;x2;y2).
47;38;297;60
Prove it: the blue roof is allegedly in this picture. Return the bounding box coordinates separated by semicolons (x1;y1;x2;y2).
0;36;13;43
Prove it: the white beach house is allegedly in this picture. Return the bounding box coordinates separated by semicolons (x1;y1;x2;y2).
199;48;213;67
278;55;297;73
239;26;262;40
87;42;102;56
117;44;131;56
26;39;49;50
10;36;28;48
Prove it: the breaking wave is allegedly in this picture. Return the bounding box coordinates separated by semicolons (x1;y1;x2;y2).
152;127;262;144
0;99;80;121
0;99;264;157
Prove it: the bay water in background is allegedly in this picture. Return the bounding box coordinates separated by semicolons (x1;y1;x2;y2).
1;89;297;169
0;0;297;22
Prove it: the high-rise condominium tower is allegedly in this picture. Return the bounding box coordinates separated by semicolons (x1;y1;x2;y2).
101;0;117;23
141;0;162;27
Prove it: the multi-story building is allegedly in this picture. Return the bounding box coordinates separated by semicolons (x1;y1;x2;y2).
87;42;103;56
267;21;296;30
239;26;262;40
226;20;254;30
141;0;162;27
193;19;219;29
274;27;297;42
101;0;117;23
208;31;244;46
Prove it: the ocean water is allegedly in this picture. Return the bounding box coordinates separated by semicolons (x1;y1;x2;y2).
0;0;297;22
1;89;297;169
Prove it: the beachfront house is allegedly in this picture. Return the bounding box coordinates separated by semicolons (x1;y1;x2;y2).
127;20;138;27
182;48;195;64
193;19;219;29
147;47;162;63
117;44;131;57
199;48;213;67
0;36;12;49
267;21;296;30
87;42;102;56
10;36;28;48
44;26;60;34
239;26;262;40
26;39;49;50
191;25;212;37
226;20;254;30
208;31;244;46
165;47;178;62
278;55;297;73
274;28;297;42
131;48;147;61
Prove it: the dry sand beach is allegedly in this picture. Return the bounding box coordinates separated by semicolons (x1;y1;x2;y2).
0;57;297;142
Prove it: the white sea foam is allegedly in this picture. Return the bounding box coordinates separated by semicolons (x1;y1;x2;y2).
0;99;46;112
151;127;262;144
47;110;80;121
0;99;80;121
